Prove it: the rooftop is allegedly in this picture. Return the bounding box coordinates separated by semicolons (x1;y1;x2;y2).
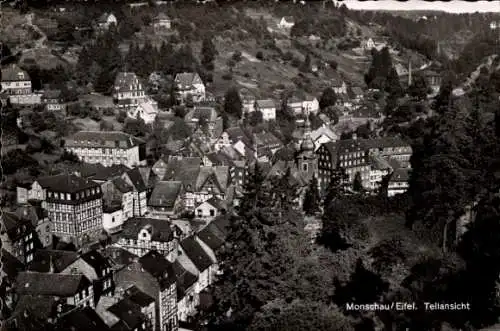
120;217;174;242
66;131;144;149
15;272;88;297
148;181;183;208
180;237;213;273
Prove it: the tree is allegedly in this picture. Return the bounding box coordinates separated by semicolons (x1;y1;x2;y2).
299;54;311;73
303;176;320;215
247;111;263;127
323;166;349;209
201;37;217;71
369;237;407;274
408;72;430;100
224;87;243;119
352;172;363;193
232;51;242;63
319;87;337;110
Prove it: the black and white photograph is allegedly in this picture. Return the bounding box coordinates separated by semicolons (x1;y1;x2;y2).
1;0;500;330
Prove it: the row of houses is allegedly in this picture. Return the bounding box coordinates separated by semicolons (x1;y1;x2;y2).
2;213;229;331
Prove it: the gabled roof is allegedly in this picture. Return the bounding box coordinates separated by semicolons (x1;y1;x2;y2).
369;155;392;171
78;163;130;182
107;298;146;330
1;212;33;242
256;99;276;109
149;181;183;208
197;222;226;251
15;272;88;297
114;72;142;93
104;246;139;267
125;286;155;307
1;249;25;281
138;250;176;288
163;157;203;187
80;250;111;276
1;64;30;82
28;249;79;273
12;294;59;321
195;166;229;192
390;168;411;183
174;72;203;88
42;89;62;100
186;106;218;123
112;177;133;193
36;173;100;193
281;16;295;23
254;131;282;148
120;217;174;242
155;12;170;21
124;168;147;192
180;237;213;272
58;307;111;331
173;261;198;300
66;131;144;149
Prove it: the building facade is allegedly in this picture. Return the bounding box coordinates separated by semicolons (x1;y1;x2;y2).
1;64;32;95
113;72;147;109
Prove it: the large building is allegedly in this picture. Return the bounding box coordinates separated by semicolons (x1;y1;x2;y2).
174;72;206;103
65;131;146;168
43;174;103;246
316;137;371;192
113;72;147;108
1;64;32;95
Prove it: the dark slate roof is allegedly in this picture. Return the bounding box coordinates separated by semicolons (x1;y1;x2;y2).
1;64;30;82
197;196;225;211
256;99;276;109
104;247;139;267
163;157;203;186
80;250;111;277
225;126;252;146
66;131;144;149
12;295;58;321
174;72;202;89
195;166;229;192
28;249;79;273
120;217;174;242
173;261;198;301
77;163;129;182
125;286;155;307
197;223;226;252
125;168;148;192
112;177;133;193
42;89;62;99
148;181;183;208
2;212;33;241
362;137;411;150
1;249;25;281
57;306;111;331
180;237;213;272
138;250;176;288
108;298;146;330
390;168;411;182
36;173;100;193
254;131;282;148
212;215;231;236
15;272;88;297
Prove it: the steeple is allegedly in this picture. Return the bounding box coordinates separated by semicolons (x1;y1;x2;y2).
299;111;315;153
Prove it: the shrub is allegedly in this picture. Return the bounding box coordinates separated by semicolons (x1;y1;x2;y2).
232;51;242;62
116;110;127;123
222;73;233;80
102;107;115;116
256;50;264;60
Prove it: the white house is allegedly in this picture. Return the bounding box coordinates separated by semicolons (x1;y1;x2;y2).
113;72;146;109
387;168;410;197
174;72;206;103
362;38;376;50
194;197;225;220
255;99;276;121
310;125;338;151
102;204;125;234
153;13;171;30
127;99;159;124
302;97;320;114
1;64;32;95
278;16;295;29
64;131;146;168
331;79;348;95
97;13;118;30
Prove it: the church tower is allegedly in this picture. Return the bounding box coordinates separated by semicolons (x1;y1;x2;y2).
296;114;318;183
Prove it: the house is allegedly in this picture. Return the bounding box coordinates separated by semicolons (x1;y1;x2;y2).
28;249;80;273
114;251;178;331
101;176;135;222
116;217;179;261
121;168;149;217
1;249;25;315
316;137;371;192
113;72;146;109
1;64;32;95
128;99;159;124
255;99;277;121
240;89;256;114
350;86;364;102
309;125;338;151
286;96;304;114
174;72;206;103
153;13;171;30
361;38;376;50
185;106;220;138
368;155;393;191
65;131;146;168
15;271;95;308
60;250;114;303
365;136;413;168
148;181;185;217
331;79;348;95
42;89;65;111
96;295;150;331
123;286;157;329
387;168;411;197
422;69;442;93
1;212;39;264
173;261;198;322
42;173;103;247
15;202;52;248
96;12;117;31
254;131;283;156
302;97;320;114
278;16;295;29
152;156;202;181
56;306;111;331
195;197;226;219
103;203;125;234
177;236;217;295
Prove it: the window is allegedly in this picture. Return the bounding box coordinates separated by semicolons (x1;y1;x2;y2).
210;209;215;217
302;163;308;172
